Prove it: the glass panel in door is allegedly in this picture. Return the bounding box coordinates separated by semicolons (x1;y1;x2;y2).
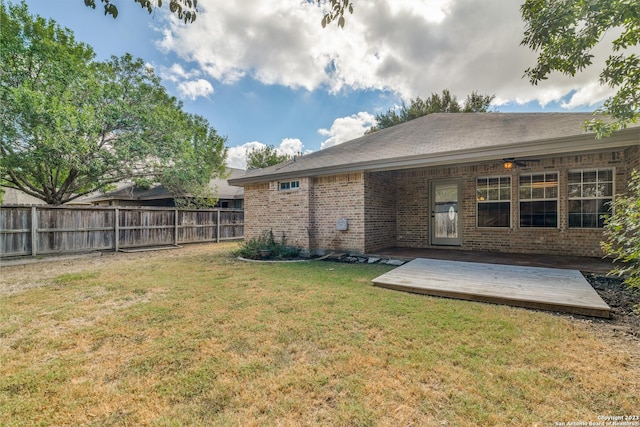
431;180;461;245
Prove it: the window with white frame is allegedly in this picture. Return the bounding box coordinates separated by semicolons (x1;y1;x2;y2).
519;172;558;227
568;169;613;228
476;176;511;227
279;180;300;191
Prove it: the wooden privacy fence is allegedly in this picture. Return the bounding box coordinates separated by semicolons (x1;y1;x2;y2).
0;205;244;258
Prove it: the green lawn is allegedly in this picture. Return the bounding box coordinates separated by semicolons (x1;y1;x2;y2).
1;243;638;426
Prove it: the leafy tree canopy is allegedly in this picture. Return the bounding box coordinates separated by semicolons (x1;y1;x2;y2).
366;90;495;133
521;0;640;136
0;1;227;205
246;145;294;170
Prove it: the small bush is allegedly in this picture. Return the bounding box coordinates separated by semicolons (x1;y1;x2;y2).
234;230;301;260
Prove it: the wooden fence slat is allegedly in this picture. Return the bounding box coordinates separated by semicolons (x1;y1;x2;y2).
174;209;179;246
31;207;37;256
114;208;119;252
217;210;221;243
0;206;243;258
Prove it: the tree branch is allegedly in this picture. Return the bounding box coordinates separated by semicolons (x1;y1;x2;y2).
4;169;46;200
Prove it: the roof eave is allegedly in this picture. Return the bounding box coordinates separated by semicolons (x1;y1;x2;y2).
229;129;639;186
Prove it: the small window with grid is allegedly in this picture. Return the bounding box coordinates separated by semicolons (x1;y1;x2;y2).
279;180;300;191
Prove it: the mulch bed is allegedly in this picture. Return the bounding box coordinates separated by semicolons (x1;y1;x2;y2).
583;273;640;340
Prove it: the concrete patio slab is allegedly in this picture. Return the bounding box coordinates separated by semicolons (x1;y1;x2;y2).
372;258;610;318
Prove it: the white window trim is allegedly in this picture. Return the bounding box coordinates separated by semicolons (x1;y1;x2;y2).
476;175;512;228
567;167;615;229
278;180;300;191
518;171;560;229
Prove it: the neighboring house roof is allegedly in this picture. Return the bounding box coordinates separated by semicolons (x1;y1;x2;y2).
87;168;245;203
0;187;101;205
229;113;640;185
215;168;246;199
1;188;47;205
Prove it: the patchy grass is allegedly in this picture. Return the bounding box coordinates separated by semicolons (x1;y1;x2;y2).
1;243;638;426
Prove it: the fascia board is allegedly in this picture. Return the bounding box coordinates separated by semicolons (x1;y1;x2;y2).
229;129;640;185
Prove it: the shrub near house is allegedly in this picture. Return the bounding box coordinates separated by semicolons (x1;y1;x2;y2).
235;230;300;260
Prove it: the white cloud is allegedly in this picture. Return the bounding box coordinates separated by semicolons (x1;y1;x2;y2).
158;0;623;112
177;79;214;100
560;82;615;109
226;139;309;169
157;64;214;100
157;1;329;90
387;0;451;23
159;63;200;82
319;112;377;149
278;138;304;156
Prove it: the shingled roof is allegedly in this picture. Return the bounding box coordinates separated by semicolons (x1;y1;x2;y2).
229;113;640;185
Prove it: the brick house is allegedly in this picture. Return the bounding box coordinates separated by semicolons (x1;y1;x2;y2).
228;113;640;258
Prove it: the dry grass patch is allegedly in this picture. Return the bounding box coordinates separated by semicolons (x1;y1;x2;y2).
1;242;638;426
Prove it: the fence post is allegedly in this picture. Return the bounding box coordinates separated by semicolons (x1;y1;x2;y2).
31;206;37;257
174;209;179;246
114;208;119;252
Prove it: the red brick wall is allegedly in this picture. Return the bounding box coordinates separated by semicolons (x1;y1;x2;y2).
310;173;365;254
364;171;397;252
242;148;639;257
393;151;628;257
244;179;311;252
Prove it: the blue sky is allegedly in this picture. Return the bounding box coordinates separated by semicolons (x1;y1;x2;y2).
21;0;612;169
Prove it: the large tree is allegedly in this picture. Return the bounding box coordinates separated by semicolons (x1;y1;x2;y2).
246;145;293;170
521;0;639;136
0;2;227;205
366;90;495;133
